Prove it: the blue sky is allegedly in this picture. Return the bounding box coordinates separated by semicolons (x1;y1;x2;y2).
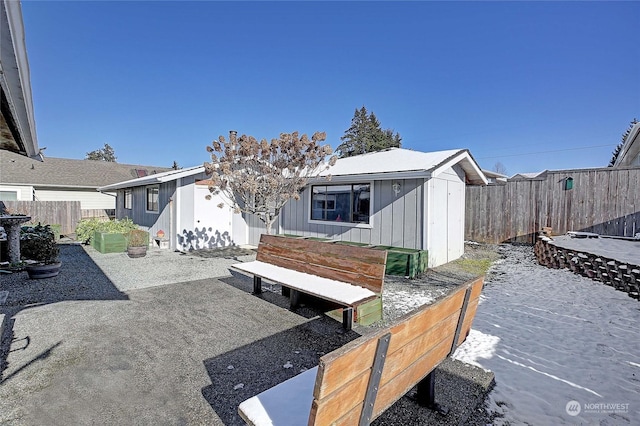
21;1;639;175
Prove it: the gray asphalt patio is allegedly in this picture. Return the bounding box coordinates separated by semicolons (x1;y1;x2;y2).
0;242;493;425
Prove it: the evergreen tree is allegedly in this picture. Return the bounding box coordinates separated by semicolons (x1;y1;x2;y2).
337;106;401;158
609;118;639;167
86;143;117;162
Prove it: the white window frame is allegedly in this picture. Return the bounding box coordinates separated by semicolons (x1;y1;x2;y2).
124;189;132;210
0;190;19;201
146;185;159;213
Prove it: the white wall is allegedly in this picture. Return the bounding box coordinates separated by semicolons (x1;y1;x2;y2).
0;184;33;200
176;177;195;250
176;179;239;251
34;188;115;209
427;165;466;267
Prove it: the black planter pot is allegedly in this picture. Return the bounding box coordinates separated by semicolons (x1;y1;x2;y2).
26;262;62;279
127;246;147;258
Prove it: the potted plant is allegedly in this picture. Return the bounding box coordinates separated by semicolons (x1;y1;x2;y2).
126;229;149;258
20;223;61;279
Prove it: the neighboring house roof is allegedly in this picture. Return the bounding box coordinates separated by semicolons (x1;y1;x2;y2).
316;148;488;185
481;169;508;185
510;171;548;181
0;150;172;189
481;169;508;180
0;0;39;157
98;165;205;191
613;122;640;167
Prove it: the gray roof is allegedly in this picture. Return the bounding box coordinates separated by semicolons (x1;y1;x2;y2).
0;150;173;189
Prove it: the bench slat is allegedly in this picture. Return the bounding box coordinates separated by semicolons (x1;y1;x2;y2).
257;235;386;293
257;251;384;294
259;235;387;268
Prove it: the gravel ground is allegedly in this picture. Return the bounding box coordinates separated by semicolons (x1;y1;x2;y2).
0;240;498;425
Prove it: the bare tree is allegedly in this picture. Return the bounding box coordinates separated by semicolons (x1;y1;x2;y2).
204;131;337;235
493;161;508;176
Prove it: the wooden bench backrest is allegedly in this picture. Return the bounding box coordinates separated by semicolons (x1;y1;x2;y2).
308;276;484;425
256;235;388;294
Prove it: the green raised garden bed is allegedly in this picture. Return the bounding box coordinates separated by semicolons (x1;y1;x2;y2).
374;246;428;279
92;231;127;254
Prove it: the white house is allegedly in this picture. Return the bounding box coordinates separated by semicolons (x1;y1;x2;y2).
98;166;243;252
101;147;487;268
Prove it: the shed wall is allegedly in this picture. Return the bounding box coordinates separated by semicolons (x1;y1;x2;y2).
115;181;175;243
427;165;465;267
273;178;424;249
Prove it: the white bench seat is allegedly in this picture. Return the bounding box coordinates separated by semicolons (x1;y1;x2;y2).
238;367;318;426
232;260;377;306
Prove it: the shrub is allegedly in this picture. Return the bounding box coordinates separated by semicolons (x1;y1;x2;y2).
127;229;149;248
20;223;59;264
75;217;138;244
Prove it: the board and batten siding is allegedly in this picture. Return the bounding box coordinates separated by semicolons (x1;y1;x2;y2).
116;181;175;242
273;178;424;249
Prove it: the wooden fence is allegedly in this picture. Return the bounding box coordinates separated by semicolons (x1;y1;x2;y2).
1;201;83;235
465;166;640;244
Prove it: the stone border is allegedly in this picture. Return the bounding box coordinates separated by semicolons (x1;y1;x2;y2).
534;236;640;300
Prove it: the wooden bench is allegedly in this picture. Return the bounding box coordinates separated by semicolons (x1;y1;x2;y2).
231;235;388;330
238;276;484;426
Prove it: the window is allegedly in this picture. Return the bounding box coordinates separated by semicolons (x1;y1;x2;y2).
124;189;132;209
311;183;370;224
0;191;18;201
146;186;159;212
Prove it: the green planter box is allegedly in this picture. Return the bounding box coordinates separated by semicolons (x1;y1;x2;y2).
372;246;428;279
92;231;127;254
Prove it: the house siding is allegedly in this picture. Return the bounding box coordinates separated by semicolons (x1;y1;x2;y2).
0;184;33;200
273;178;424;249
116;182;175;241
35;188;116;210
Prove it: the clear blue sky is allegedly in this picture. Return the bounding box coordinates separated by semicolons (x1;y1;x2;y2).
21;1;640;175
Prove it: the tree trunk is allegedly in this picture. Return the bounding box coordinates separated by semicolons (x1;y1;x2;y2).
265;218;274;235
